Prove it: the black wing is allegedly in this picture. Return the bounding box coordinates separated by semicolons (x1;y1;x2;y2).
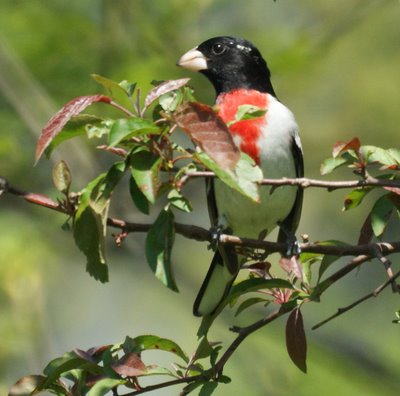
278;134;304;244
193;178;238;316
206;177;219;227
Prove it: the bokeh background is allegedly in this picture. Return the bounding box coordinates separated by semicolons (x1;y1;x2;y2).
1;1;399;395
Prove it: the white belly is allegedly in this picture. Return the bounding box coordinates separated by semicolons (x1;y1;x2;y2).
214;95;300;239
214;166;297;239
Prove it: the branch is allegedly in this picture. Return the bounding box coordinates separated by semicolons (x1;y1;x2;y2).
3;175;400;259
120;310;288;394
214;308;286;374
312;269;400;330
179;172;400;191
121;375;203;396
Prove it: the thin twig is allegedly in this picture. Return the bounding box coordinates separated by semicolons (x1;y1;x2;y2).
214;308;287;375
121;375;203;396
109;100;135;117
178;171;400;191
312;269;400;330
371;243;400;292
317;255;371;290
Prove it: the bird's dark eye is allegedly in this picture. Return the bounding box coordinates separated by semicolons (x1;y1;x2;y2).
211;43;227;55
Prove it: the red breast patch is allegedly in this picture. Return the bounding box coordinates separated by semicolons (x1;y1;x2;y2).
216;89;268;164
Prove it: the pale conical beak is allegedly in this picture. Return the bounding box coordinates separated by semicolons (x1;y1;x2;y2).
177;48;208;71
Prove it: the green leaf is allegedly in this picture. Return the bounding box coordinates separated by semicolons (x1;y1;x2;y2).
41;352;88;389
301;260;312;286
45;114;104;158
73;203;108;282
86;119;114;139
299;252;321;285
196;151;262;202
387;148;400;165
232;104;266;124
108;118;160;147
52;160;72;194
159;90;183;112
181;380;205;395
130;150;162;204
119;80;137;97
168;188;192;212
343;187;373;211
129;175;150;214
143;366;175;377
228;278;293;303
87;378;127;396
90;161;126;213
320;156;349;175
371;194;394;238
73;162;125;282
199;381;219;396
92;73;133;98
193;337;214;361
145;208;177;291
299;251;323;264
235;297;268;317
235;153;264;201
124;335;188;363
360;145;399;167
197;315;215;338
217;375;231;384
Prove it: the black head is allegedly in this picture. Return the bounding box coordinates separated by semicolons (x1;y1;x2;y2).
177;36;276;96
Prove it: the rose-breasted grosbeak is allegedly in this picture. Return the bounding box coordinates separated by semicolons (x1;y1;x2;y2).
177;36;303;316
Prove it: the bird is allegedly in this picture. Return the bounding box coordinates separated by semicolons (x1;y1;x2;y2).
177;36;303;316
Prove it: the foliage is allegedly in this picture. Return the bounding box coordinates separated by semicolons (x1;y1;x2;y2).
5;76;400;395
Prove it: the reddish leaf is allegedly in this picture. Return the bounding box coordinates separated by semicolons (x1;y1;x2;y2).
388;191;400;208
358;213;373;245
86;345;112;357
111;352;147;377
73;348;97;363
279;256;303;280
174;102;240;172
23;192;59;210
247;261;272;278
35;95;112;163
144;78;190;110
332;137;361;158
286;308;307;373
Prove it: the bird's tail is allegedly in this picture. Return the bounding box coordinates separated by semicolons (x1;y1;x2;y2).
193;249;238;316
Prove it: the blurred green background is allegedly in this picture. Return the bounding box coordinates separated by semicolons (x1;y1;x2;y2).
1;0;399;395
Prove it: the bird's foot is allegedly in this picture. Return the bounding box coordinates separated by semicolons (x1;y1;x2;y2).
278;224;301;257
209;225;224;251
286;237;301;257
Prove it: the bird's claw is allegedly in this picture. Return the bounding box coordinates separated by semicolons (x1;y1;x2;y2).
209;225;224;250
279;223;301;256
286;238;301;257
